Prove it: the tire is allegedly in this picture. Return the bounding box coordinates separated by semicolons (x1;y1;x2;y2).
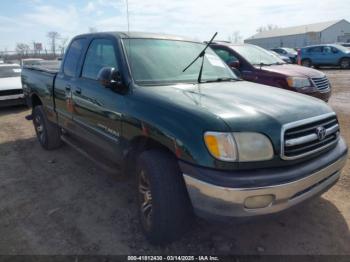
339;58;350;69
136;150;193;244
32;105;62;150
301;59;312;67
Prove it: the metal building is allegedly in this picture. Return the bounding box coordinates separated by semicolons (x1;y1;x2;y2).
245;19;350;49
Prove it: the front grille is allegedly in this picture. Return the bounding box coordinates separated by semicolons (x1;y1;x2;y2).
311;76;330;92
0;89;23;96
281;113;339;160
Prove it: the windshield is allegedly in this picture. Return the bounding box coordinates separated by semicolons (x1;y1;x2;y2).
333;44;350;53
0;66;21;78
232;45;285;66
123;39;237;85
283;48;297;54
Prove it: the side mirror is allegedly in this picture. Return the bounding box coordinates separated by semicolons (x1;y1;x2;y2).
97;67;125;91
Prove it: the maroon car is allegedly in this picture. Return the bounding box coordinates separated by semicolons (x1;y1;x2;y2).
210;42;331;101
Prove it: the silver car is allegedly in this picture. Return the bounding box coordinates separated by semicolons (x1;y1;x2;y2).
0;64;25;106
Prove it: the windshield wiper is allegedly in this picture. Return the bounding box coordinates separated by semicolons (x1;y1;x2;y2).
182;32;218;83
203;77;238;83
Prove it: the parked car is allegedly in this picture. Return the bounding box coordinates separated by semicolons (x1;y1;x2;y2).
210;43;331;101
21;58;44;67
337;42;350;49
271;47;298;63
269;50;291;63
0;63;25;106
22;32;348;244
300;44;350;69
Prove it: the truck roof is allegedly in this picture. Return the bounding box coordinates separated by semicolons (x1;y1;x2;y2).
74;31;195;42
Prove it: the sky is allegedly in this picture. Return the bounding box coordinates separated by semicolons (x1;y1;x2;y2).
0;0;349;51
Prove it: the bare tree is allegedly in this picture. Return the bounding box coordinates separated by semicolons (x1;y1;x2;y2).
257;24;279;33
58;37;69;55
228;31;242;44
47;31;60;55
15;43;30;55
89;27;98;33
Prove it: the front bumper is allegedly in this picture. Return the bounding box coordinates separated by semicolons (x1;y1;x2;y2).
0;93;25;107
181;138;347;219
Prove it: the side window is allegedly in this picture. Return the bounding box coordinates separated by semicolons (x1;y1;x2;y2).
63;38;86;77
323;46;331;53
308;46;322;53
82;39;118;80
213;48;239;63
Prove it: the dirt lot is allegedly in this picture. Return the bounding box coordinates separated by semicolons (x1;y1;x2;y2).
0;70;349;255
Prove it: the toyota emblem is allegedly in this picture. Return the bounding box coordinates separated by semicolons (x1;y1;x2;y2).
316;126;326;141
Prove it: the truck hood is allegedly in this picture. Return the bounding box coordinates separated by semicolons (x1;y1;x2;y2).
0;77;22;91
261;64;325;78
147;81;332;133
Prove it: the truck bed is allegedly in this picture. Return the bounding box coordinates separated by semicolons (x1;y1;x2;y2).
23;60;61;74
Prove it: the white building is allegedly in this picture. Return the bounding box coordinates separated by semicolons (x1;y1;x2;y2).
245;19;350;49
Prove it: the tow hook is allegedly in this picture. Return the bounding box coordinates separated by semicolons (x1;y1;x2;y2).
25;114;33;121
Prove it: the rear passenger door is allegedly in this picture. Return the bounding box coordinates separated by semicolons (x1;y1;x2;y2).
55;38;86;131
308;46;323;64
71;37;125;163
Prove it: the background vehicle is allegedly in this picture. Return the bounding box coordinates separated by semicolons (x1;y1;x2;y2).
300;44;350;69
271;47;298;63
269;50;291;63
0;63;24;106
21;58;44;67
337;42;350;49
22;32;347;244
210;42;331;101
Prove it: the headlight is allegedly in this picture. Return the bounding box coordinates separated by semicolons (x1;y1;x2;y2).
233;132;274;161
204;132;273;162
287;77;311;89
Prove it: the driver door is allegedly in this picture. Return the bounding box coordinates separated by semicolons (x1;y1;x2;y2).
71;37;125;163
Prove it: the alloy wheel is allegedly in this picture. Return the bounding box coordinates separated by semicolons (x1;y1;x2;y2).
138;170;153;230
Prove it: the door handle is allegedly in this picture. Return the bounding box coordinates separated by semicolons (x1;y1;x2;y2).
75;87;82;95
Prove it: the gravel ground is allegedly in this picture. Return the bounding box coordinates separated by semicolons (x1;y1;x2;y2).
0;70;349;255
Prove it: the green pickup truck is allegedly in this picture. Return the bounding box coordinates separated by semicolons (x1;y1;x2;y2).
22;32;348;244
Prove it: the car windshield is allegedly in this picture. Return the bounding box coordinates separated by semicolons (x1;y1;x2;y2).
283;48;297;54
0;66;21;78
333;44;350;53
232;45;285;66
123;39;237;85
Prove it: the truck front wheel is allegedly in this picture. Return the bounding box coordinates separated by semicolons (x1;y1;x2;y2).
33;105;62;150
136;150;193;244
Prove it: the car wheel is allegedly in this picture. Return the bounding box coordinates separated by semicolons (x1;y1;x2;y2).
340;58;350;69
301;59;312;67
33;105;62;150
136;150;193;245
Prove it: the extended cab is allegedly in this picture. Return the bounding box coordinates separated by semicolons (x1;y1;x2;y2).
210;43;332;102
22;32;348;244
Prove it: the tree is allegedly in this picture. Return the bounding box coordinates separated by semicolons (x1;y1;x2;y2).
15;43;30;55
47;31;60;55
256;24;279;33
58;37;69;55
228;31;242;44
89;27;98;33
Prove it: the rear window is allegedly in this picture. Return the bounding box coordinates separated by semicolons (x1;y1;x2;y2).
63;38;86;77
0;66;21;78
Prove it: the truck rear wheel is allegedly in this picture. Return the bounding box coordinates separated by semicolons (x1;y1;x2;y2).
33;105;62;150
136;150;193;244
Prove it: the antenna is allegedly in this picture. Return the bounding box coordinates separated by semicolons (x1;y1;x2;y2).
126;0;130;34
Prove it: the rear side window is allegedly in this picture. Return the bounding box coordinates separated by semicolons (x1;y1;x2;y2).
308;46;323;53
63;38;86;77
213;48;239;63
82;39;118;80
